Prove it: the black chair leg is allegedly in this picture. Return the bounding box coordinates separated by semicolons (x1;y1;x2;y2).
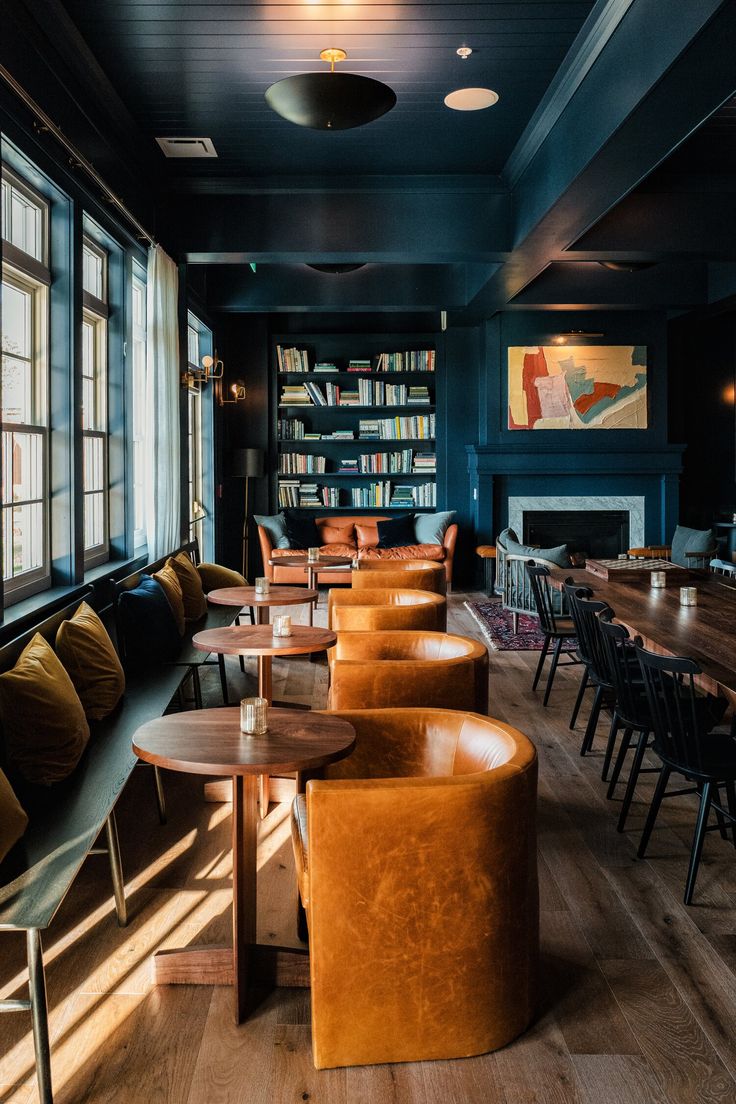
543;636;564;707
580;684;603;756
726;780;736;849
637;764;671;858
569;666;588;730
218;653;229;705
684;780;713;906
616;730;651;832
601;717;625;783
608;724;634;797
532;635;550;692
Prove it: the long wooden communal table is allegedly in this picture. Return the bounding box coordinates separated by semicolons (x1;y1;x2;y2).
550;568;736;706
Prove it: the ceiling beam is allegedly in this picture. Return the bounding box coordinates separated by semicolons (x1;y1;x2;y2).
466;0;736;315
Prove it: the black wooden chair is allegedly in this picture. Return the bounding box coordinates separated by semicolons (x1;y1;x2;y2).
563;584;616;755
525;562;581;706
598;613;658;831
634;641;736;905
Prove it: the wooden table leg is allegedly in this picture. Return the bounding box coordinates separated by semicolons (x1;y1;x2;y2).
232;774;259;1023
306;566;317;625
257;655;273;704
256;606;269;626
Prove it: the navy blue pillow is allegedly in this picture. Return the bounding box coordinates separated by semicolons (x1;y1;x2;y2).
117;575;181;671
377;514;416;549
284;512;321;550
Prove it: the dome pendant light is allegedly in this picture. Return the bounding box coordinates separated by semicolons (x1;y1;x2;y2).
265;49;396;131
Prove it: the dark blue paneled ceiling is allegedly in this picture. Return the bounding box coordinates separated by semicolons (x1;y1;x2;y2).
59;0;597;177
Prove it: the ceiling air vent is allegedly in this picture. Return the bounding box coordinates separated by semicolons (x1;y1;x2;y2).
155;137;217;158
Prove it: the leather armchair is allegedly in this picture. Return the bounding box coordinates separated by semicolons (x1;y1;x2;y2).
351;560;446;596
291;707;538;1068
327;630;488;713
327;588;446;632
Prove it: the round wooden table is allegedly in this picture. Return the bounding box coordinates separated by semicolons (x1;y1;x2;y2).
268;555;354;624
207;585;318;625
133;707;356;1024
192;623;336;704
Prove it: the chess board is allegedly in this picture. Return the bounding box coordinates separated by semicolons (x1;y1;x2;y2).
585;557;689;583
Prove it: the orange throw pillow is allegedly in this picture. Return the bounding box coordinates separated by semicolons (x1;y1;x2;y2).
355;523;379;549
168;553;207;622
318;523;356;548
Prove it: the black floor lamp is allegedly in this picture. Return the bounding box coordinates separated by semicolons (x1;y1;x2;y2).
231;448;265;580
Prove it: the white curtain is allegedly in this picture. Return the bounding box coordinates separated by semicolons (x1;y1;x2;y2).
144;245;181;559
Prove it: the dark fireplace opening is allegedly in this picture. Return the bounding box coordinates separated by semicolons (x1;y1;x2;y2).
523;510;630;561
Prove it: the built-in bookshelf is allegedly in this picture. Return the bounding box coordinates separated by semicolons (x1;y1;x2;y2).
272;334;440;513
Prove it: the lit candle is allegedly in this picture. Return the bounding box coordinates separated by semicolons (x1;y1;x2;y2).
273;614;292;637
240;697;268;735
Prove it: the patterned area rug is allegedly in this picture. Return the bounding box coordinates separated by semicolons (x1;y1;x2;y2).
465;600;576;652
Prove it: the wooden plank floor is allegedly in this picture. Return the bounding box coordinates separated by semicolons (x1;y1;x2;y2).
3;589;736;1102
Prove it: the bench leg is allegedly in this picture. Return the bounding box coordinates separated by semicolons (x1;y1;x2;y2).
218;653;229;705
191;664;203;710
153;765;167;824
105;813;128;927
27;929;53;1104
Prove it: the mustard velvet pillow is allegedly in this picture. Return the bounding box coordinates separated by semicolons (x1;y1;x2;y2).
0;634;90;785
197;562;247;593
168;553;207;621
56;602;126;721
0;767;28;862
153;561;186;635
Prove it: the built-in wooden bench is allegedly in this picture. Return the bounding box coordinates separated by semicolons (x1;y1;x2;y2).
0;541;243;1104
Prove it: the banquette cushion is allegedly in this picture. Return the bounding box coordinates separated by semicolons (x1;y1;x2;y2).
0;768;28;861
197;563;247;591
169;552;208;621
117;575;181;669
153;561;186;635
56;602;126;720
0;633;90;785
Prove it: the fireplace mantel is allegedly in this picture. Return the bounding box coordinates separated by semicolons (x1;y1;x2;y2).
466;444;685;549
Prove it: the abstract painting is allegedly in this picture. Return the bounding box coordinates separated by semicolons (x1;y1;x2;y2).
508;345;647;430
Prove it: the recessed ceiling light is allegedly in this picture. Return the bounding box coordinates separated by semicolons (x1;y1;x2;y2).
444;88;499;112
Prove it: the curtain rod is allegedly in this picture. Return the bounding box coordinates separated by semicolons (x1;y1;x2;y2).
0;63;157;247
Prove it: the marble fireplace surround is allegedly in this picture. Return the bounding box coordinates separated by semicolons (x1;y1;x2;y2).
508;496;645;548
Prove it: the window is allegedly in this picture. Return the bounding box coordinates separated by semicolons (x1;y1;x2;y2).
82;238;109;566
131;269;147;548
1;171;49;602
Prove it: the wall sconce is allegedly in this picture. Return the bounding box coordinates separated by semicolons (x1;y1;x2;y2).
218;378;246;406
551;329;605;346
201;353;224;380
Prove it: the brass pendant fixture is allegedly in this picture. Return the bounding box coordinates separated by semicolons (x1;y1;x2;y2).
265;49;396;131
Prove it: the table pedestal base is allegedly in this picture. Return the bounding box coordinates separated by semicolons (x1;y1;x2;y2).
152;945;310;990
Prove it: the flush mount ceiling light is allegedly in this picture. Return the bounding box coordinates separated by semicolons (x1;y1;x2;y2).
265;48;396;130
444;87;499;111
306;263;367;274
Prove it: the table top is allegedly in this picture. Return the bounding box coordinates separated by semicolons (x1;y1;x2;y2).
207;585;318;608
132;707;356;776
192;623;336;657
552;567;736;700
269;554;354;568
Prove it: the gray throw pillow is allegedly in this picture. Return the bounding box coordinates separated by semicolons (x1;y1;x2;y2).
670;525;714;568
254;512;290;550
413;510;456;546
504;534;569;568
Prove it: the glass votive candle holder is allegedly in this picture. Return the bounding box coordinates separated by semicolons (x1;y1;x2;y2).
680;586;697;606
617;553;627;560
240;697;268;735
650;571;666;588
254;576;270;596
273;614;292;637
352;556;360;570
307;547;320;563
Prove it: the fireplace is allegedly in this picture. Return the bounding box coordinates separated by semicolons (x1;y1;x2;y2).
523;510;630;560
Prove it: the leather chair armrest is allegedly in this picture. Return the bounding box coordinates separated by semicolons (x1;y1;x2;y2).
628;546;670;559
257;525;275;580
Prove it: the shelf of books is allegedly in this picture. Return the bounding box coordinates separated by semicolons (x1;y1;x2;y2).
272;336;440;513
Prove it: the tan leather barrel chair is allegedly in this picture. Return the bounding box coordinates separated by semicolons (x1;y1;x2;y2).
328;631;488;713
291;708;538;1069
351;560;446;596
327;588;446;632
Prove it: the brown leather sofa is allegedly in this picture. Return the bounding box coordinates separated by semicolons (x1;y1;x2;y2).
258;515;458;586
291;707;539;1068
351;560;446;596
328;630;488;713
327;588;446;632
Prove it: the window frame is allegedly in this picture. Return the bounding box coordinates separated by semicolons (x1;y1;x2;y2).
131;264;147;550
1;169;51;604
81;234;110;568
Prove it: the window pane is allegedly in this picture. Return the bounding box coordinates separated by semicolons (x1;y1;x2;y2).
84;492;104;551
82;243;104;298
3;502;44;578
1;179;44;262
3;430;43;503
188;324;199;368
1;353;33;425
1;280;31;358
84;435;104;494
